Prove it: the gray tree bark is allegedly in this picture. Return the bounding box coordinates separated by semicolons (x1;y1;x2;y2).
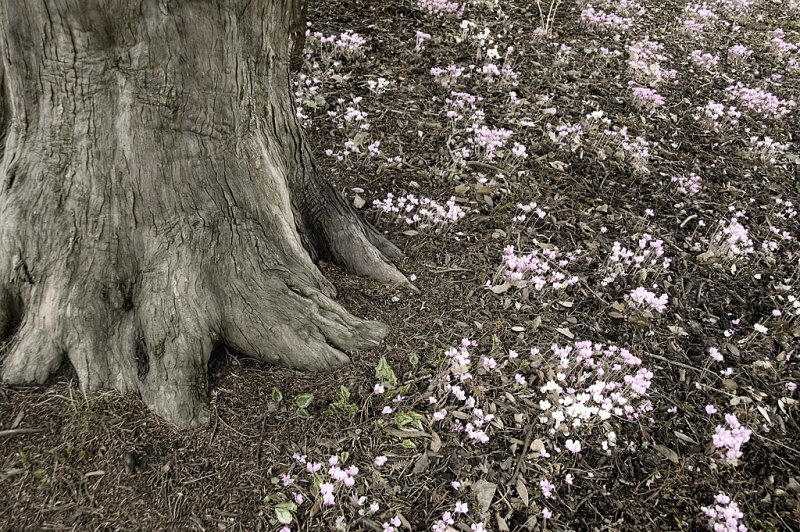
0;0;406;428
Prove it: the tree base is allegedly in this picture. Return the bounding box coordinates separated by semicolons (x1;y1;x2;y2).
0;0;406;428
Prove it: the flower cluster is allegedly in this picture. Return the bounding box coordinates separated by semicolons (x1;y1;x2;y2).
431;502;485;532
468;125;513;161
748;135;790;165
713;216;754;258
678;2;719;36
373;193;465;231
712;413;752;463
727;44;752;66
443;91;480;124
626;38;677;85
629;84;665;114
769;28;798;57
694;100;741;129
431;64;469;88
689;49;719;70
627;286;668;313
433;339;496;446
536;341;655;437
547;122;585;150
415;30;432;52
671;173;702;195
307;29;367;59
498;242;581;292
701;493;748;532
417;0;465;18
725;83;792;120
599;234;671;287
602;126;653;173
580;4;633;33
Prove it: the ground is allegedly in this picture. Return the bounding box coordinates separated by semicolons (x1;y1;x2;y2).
1;0;799;530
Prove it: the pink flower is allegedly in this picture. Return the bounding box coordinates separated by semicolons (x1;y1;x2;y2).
319;483;335;506
374;383;385;394
788;382;797;392
540;479;554;498
382;406;393;415
542;508;552;519
709;347;723;362
451;481;461;490
706;404;718;415
409;274;417;282
454;501;468;514
375;455;388;467
565;439;582;453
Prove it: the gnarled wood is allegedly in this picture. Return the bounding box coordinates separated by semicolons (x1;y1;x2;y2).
0;0;405;428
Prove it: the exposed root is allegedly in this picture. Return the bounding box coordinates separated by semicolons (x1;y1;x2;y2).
222;273;386;373
1;313;64;386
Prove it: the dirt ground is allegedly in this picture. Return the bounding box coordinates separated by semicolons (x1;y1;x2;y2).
2;0;799;530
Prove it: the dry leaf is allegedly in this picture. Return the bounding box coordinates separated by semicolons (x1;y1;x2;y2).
516;478;529;507
472;479;497;514
653;444;679;464
556;327;574;339
429;431;442;453
490;282;511;294
496;513;510;531
412;452;429;475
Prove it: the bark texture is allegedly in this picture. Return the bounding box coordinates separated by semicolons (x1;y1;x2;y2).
0;0;406;428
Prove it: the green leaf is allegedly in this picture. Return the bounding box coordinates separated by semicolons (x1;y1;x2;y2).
340;451;349;463
375;356;397;386
296;407;311;420
275;502;297;524
401;439;416;449
408;353;419;366
336;385;350;403
295;393;314;408
395;411;424;431
271;387;283;403
492;334;501;351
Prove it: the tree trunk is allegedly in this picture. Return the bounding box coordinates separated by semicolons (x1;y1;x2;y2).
0;0;406;428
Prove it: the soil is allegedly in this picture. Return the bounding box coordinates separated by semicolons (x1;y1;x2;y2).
1;0;799;531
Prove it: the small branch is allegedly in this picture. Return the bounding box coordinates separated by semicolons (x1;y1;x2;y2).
465;160;512;176
506;422;534;486
0;427;46;437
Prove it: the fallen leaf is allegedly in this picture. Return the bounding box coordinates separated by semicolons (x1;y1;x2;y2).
556;327;574;339
490;282;511;294
496;513;510;531
429;431;442;453
384;428;430;439
472;479;497;514
412;453;429;475
653;444;679;464
516;478;529;507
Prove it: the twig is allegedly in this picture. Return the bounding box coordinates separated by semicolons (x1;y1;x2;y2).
642;352;700;373
356;517;383;531
506;423;534;487
465;160;512;176
0;427;46;437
